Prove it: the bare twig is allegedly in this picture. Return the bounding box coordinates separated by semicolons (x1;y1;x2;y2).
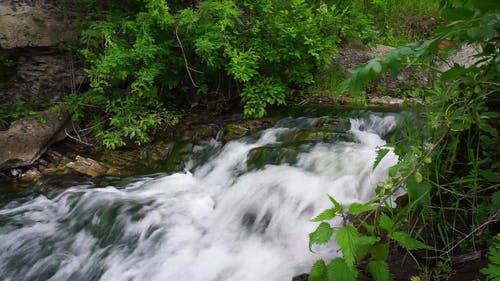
441;210;500;256
175;26;198;88
65;129;92;146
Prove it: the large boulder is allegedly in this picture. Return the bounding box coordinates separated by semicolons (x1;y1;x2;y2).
0;108;71;170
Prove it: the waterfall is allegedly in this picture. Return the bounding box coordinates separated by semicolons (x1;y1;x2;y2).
0;112;400;281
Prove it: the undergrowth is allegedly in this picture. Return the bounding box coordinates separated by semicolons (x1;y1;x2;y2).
308;0;499;280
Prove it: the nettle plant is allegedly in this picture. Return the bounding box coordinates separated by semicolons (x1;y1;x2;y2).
309;1;499;280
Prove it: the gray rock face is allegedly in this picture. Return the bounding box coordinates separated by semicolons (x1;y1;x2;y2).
0;48;85;106
0;0;84;107
0;108;71;170
0;0;76;48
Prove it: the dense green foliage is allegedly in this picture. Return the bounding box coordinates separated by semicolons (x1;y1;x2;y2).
70;0;352;148
65;0;441;149
309;0;499;280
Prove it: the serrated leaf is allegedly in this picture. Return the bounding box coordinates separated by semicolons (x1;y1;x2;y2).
378;214;394;233
371;243;390;261
328;195;343;213
481;240;500;280
368;260;392;281
308;259;328;281
390;231;431;250
373;148;390;170
311;208;338;222
326;258;358;281
348;202;377;215
336;226;379;268
309;222;334;249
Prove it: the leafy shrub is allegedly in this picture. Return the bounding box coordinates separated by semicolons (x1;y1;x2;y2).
73;0;348;148
310;0;499;279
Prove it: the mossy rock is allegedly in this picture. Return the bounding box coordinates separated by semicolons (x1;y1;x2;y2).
315;117;351;132
281;130;353;143
225;119;274;141
162;141;194;171
246;145;301;170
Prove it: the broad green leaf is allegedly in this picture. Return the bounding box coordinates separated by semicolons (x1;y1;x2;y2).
326;258;358;281
368;260;392;281
336;226;379;268
367;60;382;74
373;148;390;170
371;243;390;261
311;208;337;222
309;222;334;248
378;214;394;233
407;177;431;208
388;165;399;177
308;259;328;281
348;202;377;215
390;231;431;250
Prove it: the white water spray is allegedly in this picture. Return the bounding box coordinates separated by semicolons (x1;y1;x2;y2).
0;113;400;281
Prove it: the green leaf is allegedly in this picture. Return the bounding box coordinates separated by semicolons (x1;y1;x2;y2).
492;191;500;210
309;222;334;248
336;226;379;268
480;170;500;183
480;237;500;280
388;165;399;177
371;243;390;261
308;259;328;281
363;223;376;235
348;202;377;215
373;148;390;170
311;208;338;222
326;258;358;281
407;177;431;208
414;171;423;184
378;214;394;233
368;260;392;281
328;195;344;213
390;231;431;250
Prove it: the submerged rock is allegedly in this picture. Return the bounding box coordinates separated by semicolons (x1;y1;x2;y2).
292;273;309;281
0;108;71;170
225;119;274;141
247;145;301;170
282;130;353;143
66;155;109;178
315;117;351;132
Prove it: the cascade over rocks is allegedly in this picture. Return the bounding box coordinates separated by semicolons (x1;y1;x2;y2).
0;108;71;170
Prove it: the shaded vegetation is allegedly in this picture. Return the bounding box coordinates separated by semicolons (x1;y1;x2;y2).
309;0;499;280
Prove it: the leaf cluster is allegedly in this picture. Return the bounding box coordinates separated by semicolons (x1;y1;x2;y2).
310;0;499;279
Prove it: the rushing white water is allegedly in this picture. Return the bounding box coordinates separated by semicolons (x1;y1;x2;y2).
0;112;400;281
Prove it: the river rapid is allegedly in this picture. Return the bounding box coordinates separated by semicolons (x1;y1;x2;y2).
0;111;401;281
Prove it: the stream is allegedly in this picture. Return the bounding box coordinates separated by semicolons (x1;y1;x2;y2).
0;110;402;281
